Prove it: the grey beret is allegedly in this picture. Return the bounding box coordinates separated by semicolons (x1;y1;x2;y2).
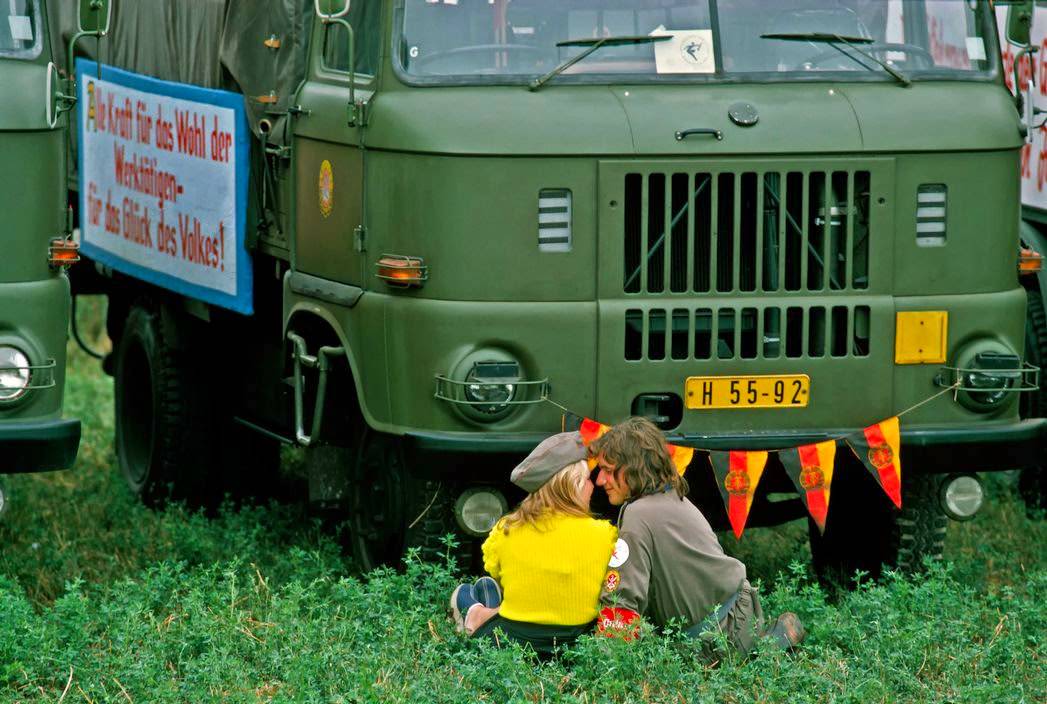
510;431;588;493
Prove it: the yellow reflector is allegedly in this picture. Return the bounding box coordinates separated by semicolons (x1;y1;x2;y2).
895;311;948;365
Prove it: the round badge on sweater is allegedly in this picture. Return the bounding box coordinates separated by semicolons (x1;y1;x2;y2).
608;539;630;568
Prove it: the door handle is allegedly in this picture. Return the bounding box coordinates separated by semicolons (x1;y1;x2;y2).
675;128;723;141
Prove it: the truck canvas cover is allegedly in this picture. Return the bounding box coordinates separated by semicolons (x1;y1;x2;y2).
48;0;312;135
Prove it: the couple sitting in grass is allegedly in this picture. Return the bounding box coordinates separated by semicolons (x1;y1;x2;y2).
450;417;805;657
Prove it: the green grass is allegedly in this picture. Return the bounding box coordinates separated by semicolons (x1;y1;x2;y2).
0;297;1043;702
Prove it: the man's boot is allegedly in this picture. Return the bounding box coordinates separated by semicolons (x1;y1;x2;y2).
766;612;806;650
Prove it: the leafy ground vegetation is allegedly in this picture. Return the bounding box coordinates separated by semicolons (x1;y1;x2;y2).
0;298;1044;703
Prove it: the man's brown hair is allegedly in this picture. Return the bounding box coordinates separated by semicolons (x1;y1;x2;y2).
589;417;689;500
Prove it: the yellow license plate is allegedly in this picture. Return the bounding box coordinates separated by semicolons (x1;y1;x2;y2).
684;374;810;410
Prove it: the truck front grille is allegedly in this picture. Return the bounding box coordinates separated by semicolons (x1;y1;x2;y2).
622;170;872;295
624;304;871;362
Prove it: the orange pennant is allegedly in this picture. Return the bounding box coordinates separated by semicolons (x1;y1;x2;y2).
576;417;694;475
708;450;769;539
846;417;902;509
779;440;836;534
666;443;696;476
578;418;611;445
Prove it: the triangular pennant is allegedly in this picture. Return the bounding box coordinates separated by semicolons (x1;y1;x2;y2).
845;417;902;509
573;417;694;475
708;450;768;539
666;443;696;476
578;418;611;445
779;440;836;534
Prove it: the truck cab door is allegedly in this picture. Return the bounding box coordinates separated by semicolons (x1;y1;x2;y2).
293;6;379;286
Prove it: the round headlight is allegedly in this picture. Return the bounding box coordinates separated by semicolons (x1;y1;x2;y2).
464;368;517;415
962;369;1016;407
940;474;983;521
455;488;508;537
0;346;32;402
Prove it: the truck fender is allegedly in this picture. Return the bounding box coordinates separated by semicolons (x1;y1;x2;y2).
283;305;380;435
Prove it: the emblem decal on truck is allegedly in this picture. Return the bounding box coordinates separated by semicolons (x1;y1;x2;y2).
318;159;334;218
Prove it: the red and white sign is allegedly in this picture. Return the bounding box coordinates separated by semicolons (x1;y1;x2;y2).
78;61;251;314
998;6;1047;214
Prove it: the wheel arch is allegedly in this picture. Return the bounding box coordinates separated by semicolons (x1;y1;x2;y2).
283;304;387;436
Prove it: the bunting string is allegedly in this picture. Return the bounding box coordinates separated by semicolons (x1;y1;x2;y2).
548;380;960;454
546;380;962;538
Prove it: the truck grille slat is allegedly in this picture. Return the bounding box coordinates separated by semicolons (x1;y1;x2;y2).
624;304;872;362
624;169;872;296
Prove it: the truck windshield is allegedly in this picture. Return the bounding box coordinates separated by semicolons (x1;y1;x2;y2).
399;0;997;83
0;0;41;59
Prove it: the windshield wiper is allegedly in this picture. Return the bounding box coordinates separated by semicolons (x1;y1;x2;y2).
529;35;673;92
760;32;911;87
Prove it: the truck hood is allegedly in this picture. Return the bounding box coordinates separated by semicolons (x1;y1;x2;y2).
368;80;1021;156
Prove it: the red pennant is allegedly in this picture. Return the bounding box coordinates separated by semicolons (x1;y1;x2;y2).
845;417;902;509
708;450;768;538
779;440;836;534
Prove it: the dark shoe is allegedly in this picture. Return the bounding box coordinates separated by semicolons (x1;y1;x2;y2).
450;583;478;633
767;612;806;650
473;576;502;609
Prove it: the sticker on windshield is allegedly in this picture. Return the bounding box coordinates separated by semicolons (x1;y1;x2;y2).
651;27;714;75
8;16;32;42
965;38;986;62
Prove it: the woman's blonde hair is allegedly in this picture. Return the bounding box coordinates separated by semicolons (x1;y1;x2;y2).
500;459;591;533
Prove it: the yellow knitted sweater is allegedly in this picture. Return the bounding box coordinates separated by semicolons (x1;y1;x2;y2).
482;513;617;626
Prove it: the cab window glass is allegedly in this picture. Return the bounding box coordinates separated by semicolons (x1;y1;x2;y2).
0;0;42;59
398;0;995;82
323;1;381;76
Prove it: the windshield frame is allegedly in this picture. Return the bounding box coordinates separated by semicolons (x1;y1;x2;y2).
0;0;43;62
391;0;1002;88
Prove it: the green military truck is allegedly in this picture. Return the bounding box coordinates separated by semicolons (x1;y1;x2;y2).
0;1;90;512
63;0;1044;578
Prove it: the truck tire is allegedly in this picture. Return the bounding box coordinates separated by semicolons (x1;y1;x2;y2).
349;430;473;573
1019;287;1046;516
809;454;946;588
114;303;215;506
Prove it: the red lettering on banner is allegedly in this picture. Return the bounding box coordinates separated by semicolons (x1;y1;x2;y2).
87;182;102;227
104;190;120;235
210;116;232;163
113;144;182;210
175;109;207;159
121;198;152;248
157;206;177;257
155;105;174;152
1038;143;1047;192
1022;142;1033;180
1040;40;1047;95
135;100;152;145
177;214;224;270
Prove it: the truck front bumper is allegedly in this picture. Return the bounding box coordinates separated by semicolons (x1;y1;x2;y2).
405;418;1046;474
0;418;81;473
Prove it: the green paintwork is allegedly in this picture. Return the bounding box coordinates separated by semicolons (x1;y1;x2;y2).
0;7;78;470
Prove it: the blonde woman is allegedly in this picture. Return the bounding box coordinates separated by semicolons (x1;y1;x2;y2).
449;431;617;655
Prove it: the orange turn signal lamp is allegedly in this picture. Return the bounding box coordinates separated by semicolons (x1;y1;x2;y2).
1020;247;1043;276
48;238;80;270
375;254;428;288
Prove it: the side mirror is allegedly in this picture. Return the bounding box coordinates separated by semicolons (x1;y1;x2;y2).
1006;0;1035;47
314;1;360;127
78;0;113;35
315;0;351;20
